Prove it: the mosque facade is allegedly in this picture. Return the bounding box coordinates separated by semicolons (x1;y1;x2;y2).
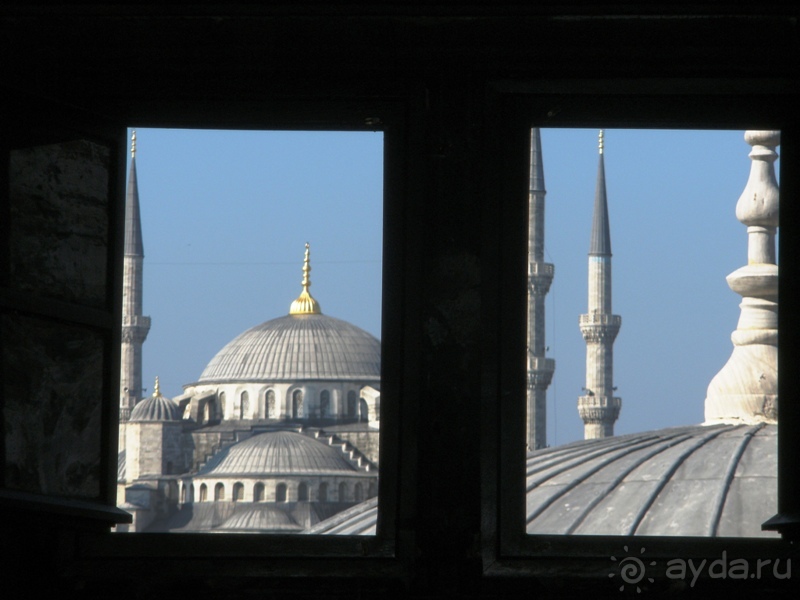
118;128;778;538
116;135;380;533
309;129;780;538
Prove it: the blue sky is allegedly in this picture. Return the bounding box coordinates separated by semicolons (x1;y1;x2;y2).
128;127;778;447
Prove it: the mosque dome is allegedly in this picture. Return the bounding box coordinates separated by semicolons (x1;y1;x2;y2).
198;430;360;476
197;313;380;383
306;423;777;538
217;505;304;533
196;243;380;384
129;378;182;422
524;423;777;537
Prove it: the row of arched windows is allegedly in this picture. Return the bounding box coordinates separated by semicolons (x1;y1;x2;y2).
212;388;368;421
180;480;377;503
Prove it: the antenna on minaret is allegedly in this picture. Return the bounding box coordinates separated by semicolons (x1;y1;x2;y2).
578;129;621;440
526;128;555;451
131;130;137;158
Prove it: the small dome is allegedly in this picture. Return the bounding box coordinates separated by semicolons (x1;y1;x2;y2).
218;505;303;533
198;430;359;476
197;314;380;383
130;394;182;422
525;423;777;537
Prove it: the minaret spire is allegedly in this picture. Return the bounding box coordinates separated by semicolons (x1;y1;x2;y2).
527;128;555;451
578;130;621;439
705;131;779;424
119;130;152;424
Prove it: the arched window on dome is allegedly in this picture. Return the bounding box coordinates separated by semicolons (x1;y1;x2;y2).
233;482;244;501
276;483;287;502
347;391;357;418
189;483;195;503
359;398;369;423
239;391;249;420
266;389;276;419
338;482;348;502
218;392;226;420
368;481;377;499
199;484;207;502
318;482;329;502
298;482;309;502
292;389;303;419
253;482;265;502
354;483;364;503
320;390;330;418
214;482;225;501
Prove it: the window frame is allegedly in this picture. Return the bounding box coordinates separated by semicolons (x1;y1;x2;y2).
68;101;410;577
481;80;800;584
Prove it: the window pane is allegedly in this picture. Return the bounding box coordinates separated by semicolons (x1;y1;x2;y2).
525;128;779;537
116;129;382;534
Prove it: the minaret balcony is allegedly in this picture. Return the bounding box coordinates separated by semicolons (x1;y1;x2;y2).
577;395;622;421
122;315;152;329
528;356;555;373
579;313;621;327
527;357;555;389
528;262;554;277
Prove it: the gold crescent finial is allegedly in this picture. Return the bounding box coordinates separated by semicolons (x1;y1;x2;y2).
598;129;604;155
289;243;322;315
131;130;137;158
153;376;160;397
301;242;311;289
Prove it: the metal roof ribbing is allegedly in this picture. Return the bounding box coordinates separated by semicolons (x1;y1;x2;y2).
197;430;361;476
198;313;381;382
525;423;777;537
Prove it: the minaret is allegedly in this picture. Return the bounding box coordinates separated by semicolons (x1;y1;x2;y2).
705;131;779;423
119;131;152;422
527;128;555;451
578;130;621;439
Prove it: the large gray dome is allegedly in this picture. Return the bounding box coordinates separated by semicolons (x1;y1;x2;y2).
525;422;777;537
198;430;360;477
197;313;381;383
318;424;778;538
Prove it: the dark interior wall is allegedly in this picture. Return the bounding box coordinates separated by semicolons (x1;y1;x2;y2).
2;4;800;599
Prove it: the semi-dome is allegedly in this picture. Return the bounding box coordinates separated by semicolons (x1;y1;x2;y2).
198;430;360;476
525;423;777;537
130;378;182;422
197;313;381;383
217;505;303;533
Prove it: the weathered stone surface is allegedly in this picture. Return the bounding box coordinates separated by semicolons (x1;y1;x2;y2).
2;314;103;498
8;139;110;308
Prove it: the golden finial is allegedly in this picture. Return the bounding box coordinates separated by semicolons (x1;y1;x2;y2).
153;376;161;397
598;129;604;155
289;243;322;315
131;130;137;158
